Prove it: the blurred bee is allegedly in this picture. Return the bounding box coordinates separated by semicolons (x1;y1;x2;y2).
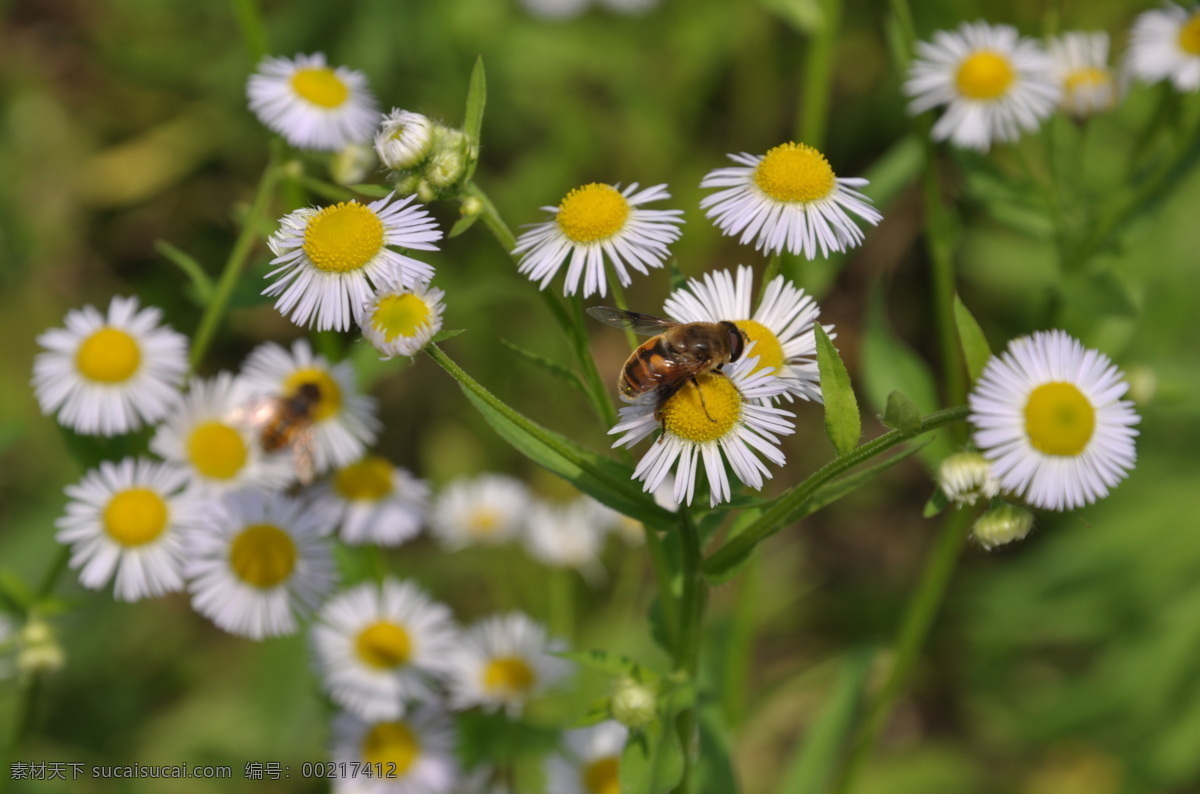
586;307;746;421
234;382;321;484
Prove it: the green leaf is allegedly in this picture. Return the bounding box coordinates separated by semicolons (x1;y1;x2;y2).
781;649;874;794
447;211;481;239
697;696;740;794
558;649;660;682
815;325;860;456
882;391;921;437
463;56;486;180
431;329;466;344
923;486;949;518
953;294;992;384
347;183;391;198
500;338;588;398
798;440;931;520
155;240;213;304
621;723;685;794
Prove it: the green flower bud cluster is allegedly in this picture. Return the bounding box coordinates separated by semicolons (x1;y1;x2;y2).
375;109;474;202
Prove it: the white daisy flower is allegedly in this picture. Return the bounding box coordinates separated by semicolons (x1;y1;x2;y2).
246;53;379;151
330;707;459;794
936;450;1001;507
663;264;828;402
1048;32;1120;119
699;143;881;259
429;474;531;550
610;349;795;507
545;721;627;794
445;612;572;716
360;281;445;359
904;21;1061;151
31;296;188;436
150;372;294;496
375;110;435;171
312;579;459;721
55;458;202;602
523;499;607;582
1128;3;1200;92
264;193;442;332
513;183;684;298
240;339;380;476
968;330;1140;511
184;489;337;639
308;456;429;546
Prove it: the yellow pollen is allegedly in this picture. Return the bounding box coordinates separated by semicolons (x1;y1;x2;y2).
1179;12;1200;55
1064;67;1111;93
483;656;536;696
301;202;385;273
955;51;1016;100
467;508;501;537
371;294;431;342
733;320;786;375
361;721;420;775
228;523;297;588
187;421;248;480
752;142;837;203
1024;382;1096;456
103;488;169;546
282;368;341;422
355;621;413;669
556;184;630;243
75;327;141;383
333;456;394;501
582;757;620;794
659;372;742;443
289;66;350;108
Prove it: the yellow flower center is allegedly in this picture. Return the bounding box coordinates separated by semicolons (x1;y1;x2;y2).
187;421;248;480
1024;382;1096;456
733;320;786;375
482;656;536;696
355;621;413;669
1179;12;1200;55
228;523;297;588
752;142;836;203
361;721;420;775
301;202;385;273
955;51;1016;100
103;488;168;547
1064;67;1111;94
333;456;394;502
282;368;341;422
75;327;141;383
467;508;501;537
582;757;620;794
659;372;742;443
371;293;431;343
289;66;350;108
556;184;630;243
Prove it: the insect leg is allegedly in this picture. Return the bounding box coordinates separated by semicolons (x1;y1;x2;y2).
692;377;716;423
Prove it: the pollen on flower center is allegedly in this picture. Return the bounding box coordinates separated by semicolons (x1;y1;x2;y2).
228;523;297;588
301;202;385;273
556;184;630;243
371;294;431;342
103;488;168;546
334;456;394;501
752;143;837;203
660;372;741;443
76;327;141;383
283;368;341;421
355;620;413;669
289;67;350;108
187;421;248;479
1024;382;1096;456
483;656;535;695
1179;13;1200;55
955;51;1016;99
733;320;785;374
361;721;420;774
582;757;620;794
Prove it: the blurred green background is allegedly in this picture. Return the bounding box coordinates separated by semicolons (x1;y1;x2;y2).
2;0;1199;792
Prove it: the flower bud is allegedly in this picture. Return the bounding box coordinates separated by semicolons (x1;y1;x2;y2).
17;618;65;675
375;110;434;171
972;504;1035;550
459;195;484;218
937;451;1000;506
329;142;376;186
416;179;438;204
390;172;422;197
611;677;657;729
425;147;468;189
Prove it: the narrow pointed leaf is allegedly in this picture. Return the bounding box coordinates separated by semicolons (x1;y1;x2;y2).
448;211;481;239
463;56;486;179
347;183;391;198
923;486;950;518
500;339;588;397
953;294;991;384
156;241;213;304
815;325;860;455
882;390;921;437
557;650;660;682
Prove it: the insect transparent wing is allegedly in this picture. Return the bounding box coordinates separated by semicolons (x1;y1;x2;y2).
585;307;678;336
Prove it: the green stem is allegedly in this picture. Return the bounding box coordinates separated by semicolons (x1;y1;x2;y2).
672;511;707;794
189;147;282;373
797;0;842;151
758;252;782;304
230;0;269;62
921;148;966;413
608;277;640;351
831;508;974;794
703;406;969;577
642;526;681;650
